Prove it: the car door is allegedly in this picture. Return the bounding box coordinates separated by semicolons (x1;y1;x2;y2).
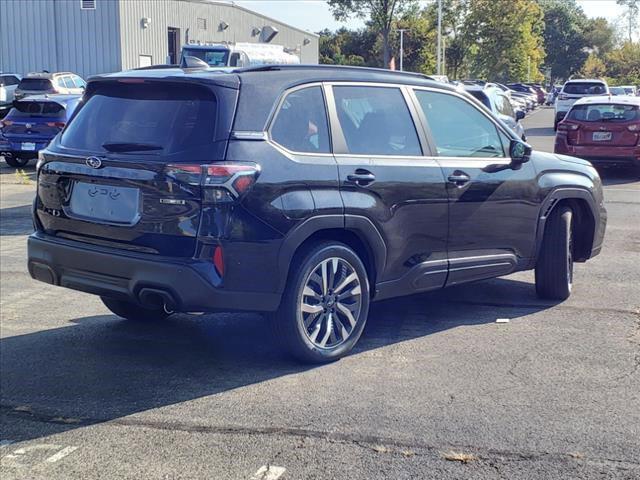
326;83;449;297
411;87;540;287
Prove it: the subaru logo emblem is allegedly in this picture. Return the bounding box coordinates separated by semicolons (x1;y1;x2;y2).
86;157;102;169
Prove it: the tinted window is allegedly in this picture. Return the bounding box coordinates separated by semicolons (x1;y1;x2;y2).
1;75;19;86
468;91;491;109
61;83;217;156
11;101;65;118
62;76;75;89
567;104;638;122
183;48;229;67
415;90;506;158
563;82;607;95
72;76;86;88
333;86;422;156
18;78;53;91
271;86;330;154
495;93;515;118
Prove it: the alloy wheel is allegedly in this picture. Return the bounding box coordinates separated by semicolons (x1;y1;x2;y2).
299;257;362;349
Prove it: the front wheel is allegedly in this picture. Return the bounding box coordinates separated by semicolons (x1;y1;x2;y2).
4;156;30;168
272;242;370;363
101;297;170;322
535;206;573;300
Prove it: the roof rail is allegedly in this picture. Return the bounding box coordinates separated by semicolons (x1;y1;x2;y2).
234;64;436;81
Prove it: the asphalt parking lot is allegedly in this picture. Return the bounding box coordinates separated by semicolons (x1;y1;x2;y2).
1;107;639;479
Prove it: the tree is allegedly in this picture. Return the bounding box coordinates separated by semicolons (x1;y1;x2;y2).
604;41;640;84
328;0;418;68
538;0;589;83
463;0;545;82
582;17;616;55
617;0;640;42
580;53;607;78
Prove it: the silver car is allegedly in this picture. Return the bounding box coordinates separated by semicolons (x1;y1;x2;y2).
14;72;86;101
0;73;22;110
464;84;527;141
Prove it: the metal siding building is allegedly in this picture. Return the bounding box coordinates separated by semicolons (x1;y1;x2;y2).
0;0;319;79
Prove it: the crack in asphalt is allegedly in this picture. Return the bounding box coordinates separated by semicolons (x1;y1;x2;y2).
2;404;639;470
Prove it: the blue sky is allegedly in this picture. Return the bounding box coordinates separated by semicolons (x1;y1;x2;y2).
235;0;627;34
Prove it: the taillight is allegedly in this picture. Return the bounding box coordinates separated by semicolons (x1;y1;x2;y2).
213;246;224;277
628;124;639;132
166;163;260;203
46;121;66;128
557;123;579;131
1;120;13;127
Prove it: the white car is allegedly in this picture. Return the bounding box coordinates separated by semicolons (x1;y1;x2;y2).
0;73;22;111
554;79;609;130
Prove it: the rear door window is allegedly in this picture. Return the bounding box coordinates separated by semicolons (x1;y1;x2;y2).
72;76;86;88
61;82;217;156
270;86;330;154
414;90;506;158
18;78;53;91
563;82;607;95
62;76;75;89
332;86;422;156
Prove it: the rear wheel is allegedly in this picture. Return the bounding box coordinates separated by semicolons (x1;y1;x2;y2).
4;156;30;168
272;242;370;363
101;297;170;322
535;206;574;300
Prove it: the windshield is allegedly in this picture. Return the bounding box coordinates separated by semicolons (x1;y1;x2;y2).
61;82;217;155
563;82;607;95
567;103;638;122
18;78;53;91
182;48;230;67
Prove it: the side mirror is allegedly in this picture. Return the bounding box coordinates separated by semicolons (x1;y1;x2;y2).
516;110;525;121
510;139;531;165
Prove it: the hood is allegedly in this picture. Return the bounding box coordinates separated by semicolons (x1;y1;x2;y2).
553;153;594;167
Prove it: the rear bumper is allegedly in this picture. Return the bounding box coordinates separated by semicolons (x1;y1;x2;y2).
0;137;51;156
27;233;282;312
554;144;640;168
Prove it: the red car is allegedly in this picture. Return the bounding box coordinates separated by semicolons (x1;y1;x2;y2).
555;96;640;176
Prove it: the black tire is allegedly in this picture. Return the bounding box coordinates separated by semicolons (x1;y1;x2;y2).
272;242;370;363
4;156;29;168
535;206;574;300
101;297;170;322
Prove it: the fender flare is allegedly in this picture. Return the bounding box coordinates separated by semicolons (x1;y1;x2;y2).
276;214;387;293
535;187;599;263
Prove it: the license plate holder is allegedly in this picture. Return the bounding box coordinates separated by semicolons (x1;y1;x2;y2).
21;142;36;151
592;132;612;141
68;182;141;225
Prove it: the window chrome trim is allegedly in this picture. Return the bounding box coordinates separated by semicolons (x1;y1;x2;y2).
265;82;334;158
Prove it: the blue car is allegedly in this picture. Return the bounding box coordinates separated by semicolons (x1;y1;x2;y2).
0;94;81;168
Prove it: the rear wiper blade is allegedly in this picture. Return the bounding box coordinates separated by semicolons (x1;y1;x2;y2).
102;142;163;152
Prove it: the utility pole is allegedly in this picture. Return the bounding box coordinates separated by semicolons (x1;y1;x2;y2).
527;56;531;82
437;0;442;75
442;36;446;77
399;29;407;71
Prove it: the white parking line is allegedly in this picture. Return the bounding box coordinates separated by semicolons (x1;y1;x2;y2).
250;465;286;480
45;446;78;463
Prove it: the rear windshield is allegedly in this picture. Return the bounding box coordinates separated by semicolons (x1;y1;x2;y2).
60;82;217;155
18;78;53;91
11;101;65;118
567;104;639;122
563;82;607;95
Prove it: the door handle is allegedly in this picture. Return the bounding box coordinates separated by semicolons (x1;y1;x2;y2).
347;170;376;186
447;172;471;187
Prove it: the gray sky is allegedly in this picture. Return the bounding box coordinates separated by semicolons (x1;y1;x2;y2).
235;0;628;34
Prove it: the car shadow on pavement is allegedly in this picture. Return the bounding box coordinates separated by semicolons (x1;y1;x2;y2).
598;167;639;186
0;276;558;444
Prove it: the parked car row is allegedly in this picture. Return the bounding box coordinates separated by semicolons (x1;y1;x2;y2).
0;71;85;167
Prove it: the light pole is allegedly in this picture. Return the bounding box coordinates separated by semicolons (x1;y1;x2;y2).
399;29;407;71
436;0;442;75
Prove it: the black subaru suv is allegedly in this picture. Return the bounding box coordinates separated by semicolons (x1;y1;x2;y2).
28;65;607;363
